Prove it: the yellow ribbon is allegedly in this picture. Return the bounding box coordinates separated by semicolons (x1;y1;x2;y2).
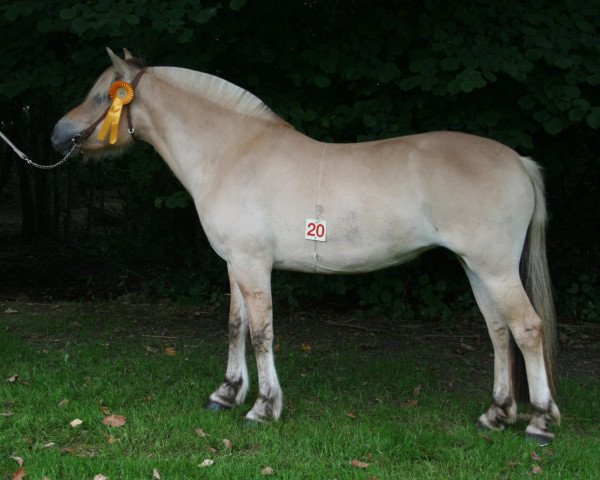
98;81;135;144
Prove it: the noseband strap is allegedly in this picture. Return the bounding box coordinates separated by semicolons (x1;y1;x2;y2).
74;67;147;147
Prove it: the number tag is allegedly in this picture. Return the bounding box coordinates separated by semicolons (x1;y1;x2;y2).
305;219;327;241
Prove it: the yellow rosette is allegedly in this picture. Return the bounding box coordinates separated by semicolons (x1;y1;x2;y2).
98;81;135;144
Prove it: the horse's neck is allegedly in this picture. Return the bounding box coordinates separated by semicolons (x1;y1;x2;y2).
135;71;283;193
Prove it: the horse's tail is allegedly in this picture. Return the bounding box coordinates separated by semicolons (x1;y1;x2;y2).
510;156;558;402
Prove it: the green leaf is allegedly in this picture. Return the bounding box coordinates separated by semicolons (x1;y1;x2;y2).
543;118;564;135
178;29;193;44
288;106;304;119
164;191;191;209
320;116;331;128
229;0;247;11
376;62;400;83
192;8;217;24
399;76;420;91
37;18;54;33
587;73;600;86
481;110;501;127
71;17;89;34
563;85;580;99
533;110;551;122
0;78;30;97
380;290;393;304
568;107;587;122
314;74;331;88
59;8;76;21
586;107;600;129
3;5;19;21
363;115;377;128
303;110;317;121
459;70;486;93
552;56;572;69
440;57;460;72
126;14;140;26
319;56;338;75
534;33;552;49
520;25;537;36
152;18;168;31
420;58;437;77
576;19;593;32
558;38;572;50
518;95;536;110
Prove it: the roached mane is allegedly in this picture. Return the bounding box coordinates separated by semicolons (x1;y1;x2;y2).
150;66;278;121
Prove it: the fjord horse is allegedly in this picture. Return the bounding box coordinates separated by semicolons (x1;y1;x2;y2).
52;50;560;442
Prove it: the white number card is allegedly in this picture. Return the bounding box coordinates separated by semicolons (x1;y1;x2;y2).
305;219;327;241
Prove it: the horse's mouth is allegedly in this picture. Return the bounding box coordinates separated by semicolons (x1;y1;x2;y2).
54;139;82;158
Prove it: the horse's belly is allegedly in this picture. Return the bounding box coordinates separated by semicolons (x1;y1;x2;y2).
272;223;435;274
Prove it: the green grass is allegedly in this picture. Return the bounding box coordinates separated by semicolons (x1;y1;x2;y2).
1;301;599;479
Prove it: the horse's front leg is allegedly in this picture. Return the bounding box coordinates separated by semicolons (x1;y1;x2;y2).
231;262;282;422
206;268;250;410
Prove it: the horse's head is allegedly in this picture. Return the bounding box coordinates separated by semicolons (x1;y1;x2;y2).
51;48;144;159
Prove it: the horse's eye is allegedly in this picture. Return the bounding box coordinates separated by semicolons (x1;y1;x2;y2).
94;94;103;104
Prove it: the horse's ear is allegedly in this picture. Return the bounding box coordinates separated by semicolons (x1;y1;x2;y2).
106;47;133;77
123;48;134;60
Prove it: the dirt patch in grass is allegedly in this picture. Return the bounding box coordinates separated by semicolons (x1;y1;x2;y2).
2;299;598;384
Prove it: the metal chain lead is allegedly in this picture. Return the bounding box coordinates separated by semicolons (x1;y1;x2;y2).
0;129;77;170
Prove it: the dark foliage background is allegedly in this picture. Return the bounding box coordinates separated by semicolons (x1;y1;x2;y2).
0;0;598;322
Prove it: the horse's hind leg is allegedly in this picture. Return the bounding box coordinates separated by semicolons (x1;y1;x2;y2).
206;267;250;410
463;263;560;441
462;265;517;429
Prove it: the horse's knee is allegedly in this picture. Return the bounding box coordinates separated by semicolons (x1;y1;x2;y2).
510;316;543;352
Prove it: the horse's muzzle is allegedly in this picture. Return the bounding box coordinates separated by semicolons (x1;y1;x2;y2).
51;118;82;157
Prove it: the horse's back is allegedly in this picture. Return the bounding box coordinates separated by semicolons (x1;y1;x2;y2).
262;130;535;273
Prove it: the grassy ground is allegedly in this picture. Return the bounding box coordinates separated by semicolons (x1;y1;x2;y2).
1;300;598;479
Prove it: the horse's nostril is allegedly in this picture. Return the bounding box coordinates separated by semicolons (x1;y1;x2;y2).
51;118;79;153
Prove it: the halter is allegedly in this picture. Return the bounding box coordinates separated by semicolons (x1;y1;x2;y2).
0;67;147;170
73;67;147;148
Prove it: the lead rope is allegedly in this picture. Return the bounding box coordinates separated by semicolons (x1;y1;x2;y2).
0;129;77;169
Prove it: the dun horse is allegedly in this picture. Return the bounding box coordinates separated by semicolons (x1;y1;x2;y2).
52;49;560;442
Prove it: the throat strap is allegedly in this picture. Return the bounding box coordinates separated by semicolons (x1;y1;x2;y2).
126;67;147;136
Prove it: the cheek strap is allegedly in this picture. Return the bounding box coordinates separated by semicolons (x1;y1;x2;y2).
95;67;146;144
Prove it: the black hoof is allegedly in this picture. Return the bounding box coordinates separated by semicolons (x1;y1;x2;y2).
527;432;553;447
244;417;270;428
476;420;490;431
476;419;503;431
244;418;260;428
204;400;231;411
